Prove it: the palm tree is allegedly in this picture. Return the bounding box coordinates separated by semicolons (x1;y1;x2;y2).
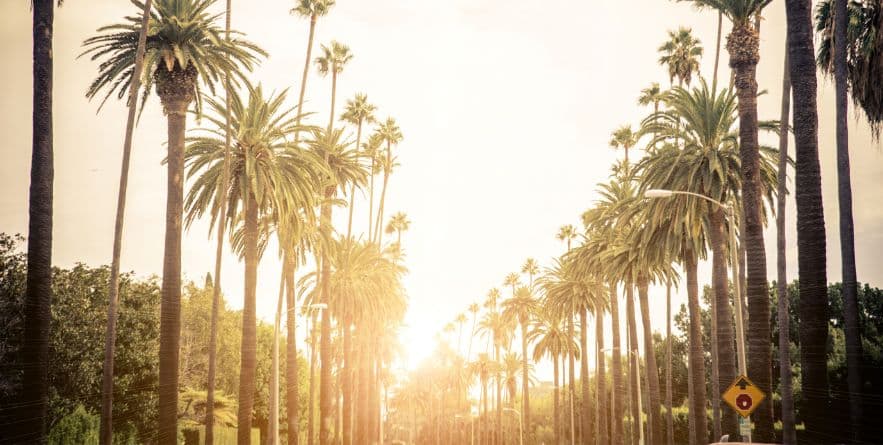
817;2;870;436
83;3;264;442
556;224;578;252
817;0;883;137
315;40;353;132
501;286;538;442
89;0;153;442
786;0;832;440
695;3;776;438
184;84;323;444
658;27;704;88
341;93;377;238
479;310;512;445
521;258;539;288
541;258;606;445
291;0;336;138
373;118;404;243
365;130;384;239
640;79;779;439
531;312;576;445
17;0;57;442
609;125;640;167
470;353;498;445
638;83;665;150
302;127;366;445
468;302;481;361
385;212;411;246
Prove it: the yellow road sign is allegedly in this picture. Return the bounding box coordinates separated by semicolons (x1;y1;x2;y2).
722;374;766;418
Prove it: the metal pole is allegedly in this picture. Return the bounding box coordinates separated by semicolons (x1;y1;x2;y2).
728;206;751;443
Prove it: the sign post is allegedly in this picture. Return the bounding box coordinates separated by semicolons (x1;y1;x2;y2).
722;374;766;443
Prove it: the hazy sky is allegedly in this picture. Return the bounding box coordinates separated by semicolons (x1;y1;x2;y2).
2;0;882;377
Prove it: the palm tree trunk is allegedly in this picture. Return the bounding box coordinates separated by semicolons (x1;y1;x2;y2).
580;308;592;444
271;266;286;445
157;95;189;445
319;186;334;445
712;11;723;93
521;322;530;443
237;192;260;445
665;281;673;445
328;71;338;131
625;286;640;445
356;334;370;444
637;277;662;444
833;1;863;439
553;355;560;445
709;269;721;443
342;313;353;445
368;156;376;240
308;312;318;445
374;143;392;243
609;284;623;445
684;250;707;445
776;36;796;445
99;2;152;443
346;121;363;239
785;0;832;441
708;209;737;439
295;14;318;143
495;345;502;445
729;20;774;442
567;315;576;445
285;255;300;445
19;2;54;442
595;306;608;445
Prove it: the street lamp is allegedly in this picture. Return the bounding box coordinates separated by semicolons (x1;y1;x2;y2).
645;188;751;442
643;189;747;375
503;408;523;445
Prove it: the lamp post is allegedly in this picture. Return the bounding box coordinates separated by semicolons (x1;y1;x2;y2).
644;189;747;373
503;408;523;445
645;189;751;442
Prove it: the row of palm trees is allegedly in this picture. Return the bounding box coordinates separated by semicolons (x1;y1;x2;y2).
77;0;411;445
392;2;882;443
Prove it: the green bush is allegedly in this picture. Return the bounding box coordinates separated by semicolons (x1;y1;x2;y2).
48;405;98;445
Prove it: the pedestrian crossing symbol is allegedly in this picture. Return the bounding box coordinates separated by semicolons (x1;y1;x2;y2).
722;374;766;418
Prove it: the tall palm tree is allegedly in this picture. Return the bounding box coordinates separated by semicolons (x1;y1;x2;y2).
530;313;575;445
17;0;57;442
658;27;704;88
385;211;411;246
556;224;578;253
786;0;832;440
303;127;366;445
640;80;779;439
340;93;377;238
468;302;481;361
817;0;883;137
479;310;512;445
696;3;775;438
470;353;498;445
365;130;384;240
501;286;538;442
315;40;353;131
609;125;640;167
817;2;871;437
89;0;153;443
184;84;323;444
638;83;665;150
83;3;264;442
291;0;336;138
541;258;606;445
521;258;539;288
675;1;728;91
373;117;404;243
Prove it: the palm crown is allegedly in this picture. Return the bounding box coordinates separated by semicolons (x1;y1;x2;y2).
657;27;703;86
291;0;336;18
315;40;353;77
82;0;265;112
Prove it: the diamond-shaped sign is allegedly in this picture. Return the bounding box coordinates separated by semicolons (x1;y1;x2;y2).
722;374;766;418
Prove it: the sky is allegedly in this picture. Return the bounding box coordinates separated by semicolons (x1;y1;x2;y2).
2;0;882;381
